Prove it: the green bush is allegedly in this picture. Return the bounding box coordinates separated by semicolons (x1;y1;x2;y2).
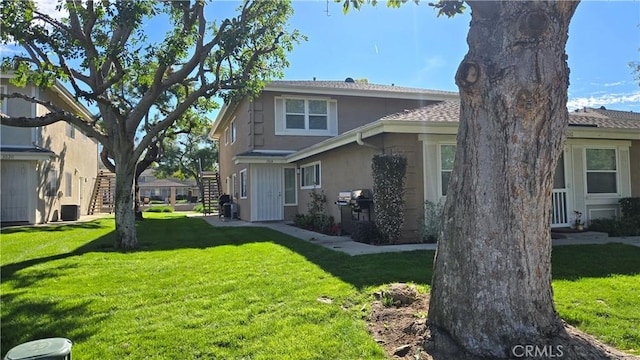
589;218;640;237
294;214;335;235
351;221;384;245
620;197;640;219
372;154;407;244
192;204;214;213
417;200;444;243
146;206;174;213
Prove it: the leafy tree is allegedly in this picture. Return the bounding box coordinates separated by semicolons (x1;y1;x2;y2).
1;0;302;249
343;0;623;358
153;117;219;201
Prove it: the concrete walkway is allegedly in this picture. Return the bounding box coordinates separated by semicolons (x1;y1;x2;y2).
197;215;640;256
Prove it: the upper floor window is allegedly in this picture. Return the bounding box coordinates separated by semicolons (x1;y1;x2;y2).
224;127;230;145
231;119;237;143
585;148;617;194
274;97;337;136
440;144;456;196
300;162;321;189
66;123;75;139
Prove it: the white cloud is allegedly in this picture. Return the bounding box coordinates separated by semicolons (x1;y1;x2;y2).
603;81;624;87
567;91;640;110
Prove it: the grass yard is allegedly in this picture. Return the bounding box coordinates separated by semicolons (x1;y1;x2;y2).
1;214;639;359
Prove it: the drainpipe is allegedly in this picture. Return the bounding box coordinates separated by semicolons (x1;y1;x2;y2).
356;132;381;151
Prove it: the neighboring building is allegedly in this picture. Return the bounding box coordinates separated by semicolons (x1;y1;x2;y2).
211;79;640;241
1;76;99;225
137;168;198;204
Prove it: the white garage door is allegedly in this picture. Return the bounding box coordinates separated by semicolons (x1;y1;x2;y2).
1;161;30;223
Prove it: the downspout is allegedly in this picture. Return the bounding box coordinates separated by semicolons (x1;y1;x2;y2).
356;132;382;151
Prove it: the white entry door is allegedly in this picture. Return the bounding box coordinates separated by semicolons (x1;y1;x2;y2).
1;161;30;223
551;153;570;227
251;165;284;221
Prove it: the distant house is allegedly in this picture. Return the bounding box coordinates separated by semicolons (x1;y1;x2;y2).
137;169;198;204
1;75;99;225
210;79;640;241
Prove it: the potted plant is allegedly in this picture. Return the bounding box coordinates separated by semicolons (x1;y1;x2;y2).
573;210;584;231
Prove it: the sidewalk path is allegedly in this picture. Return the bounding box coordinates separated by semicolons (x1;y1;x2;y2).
196;215;640;256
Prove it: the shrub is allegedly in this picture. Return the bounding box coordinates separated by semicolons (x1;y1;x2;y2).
620;197;640;219
146;206;174;213
372;154;407;244
351;221;384;245
294;213;335;235
293;189;335;235
192;204;214;213
417;200;444;243
589;217;640;237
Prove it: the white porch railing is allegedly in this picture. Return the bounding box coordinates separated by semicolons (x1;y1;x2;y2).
551;189;568;226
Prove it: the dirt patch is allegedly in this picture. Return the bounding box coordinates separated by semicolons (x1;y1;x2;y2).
367;283;430;359
366;283;639;360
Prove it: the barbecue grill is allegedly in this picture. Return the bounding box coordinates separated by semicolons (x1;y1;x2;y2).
335;189;373;234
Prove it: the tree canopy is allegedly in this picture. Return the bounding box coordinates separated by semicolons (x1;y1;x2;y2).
1;0;302;248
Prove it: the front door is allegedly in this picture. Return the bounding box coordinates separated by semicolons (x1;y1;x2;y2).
551;153;570;227
1;161;30;223
252;165;284;221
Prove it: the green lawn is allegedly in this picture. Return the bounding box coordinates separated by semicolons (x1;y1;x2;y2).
1;214;639;358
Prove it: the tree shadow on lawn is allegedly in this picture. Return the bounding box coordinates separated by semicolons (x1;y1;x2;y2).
3;217;639;291
1;292;107;357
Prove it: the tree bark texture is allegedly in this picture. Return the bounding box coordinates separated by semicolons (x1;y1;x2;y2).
427;2;579;358
113;152;138;249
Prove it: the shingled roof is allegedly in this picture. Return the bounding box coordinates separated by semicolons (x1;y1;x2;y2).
265;80;458;98
380;101;640;130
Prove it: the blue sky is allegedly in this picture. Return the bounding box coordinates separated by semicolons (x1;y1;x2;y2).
277;0;639;112
4;0;639;113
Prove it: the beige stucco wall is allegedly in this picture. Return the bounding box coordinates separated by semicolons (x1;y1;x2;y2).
293;133;424;243
250;91;436;151
630;140;640;197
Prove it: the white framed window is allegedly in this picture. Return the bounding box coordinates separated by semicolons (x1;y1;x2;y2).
274;97;337;136
283;167;297;205
300;162;321;189
66;123;75;139
439;144;456;197
224;127;230;145
65;172;72;197
585;148;618;194
239;169;247;199
231;173;237;200
231;118;236;144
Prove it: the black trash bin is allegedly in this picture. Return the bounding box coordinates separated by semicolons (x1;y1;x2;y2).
4;338;72;360
223;203;232;218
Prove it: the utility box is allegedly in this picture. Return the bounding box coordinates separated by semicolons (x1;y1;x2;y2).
4;338;72;360
60;205;80;221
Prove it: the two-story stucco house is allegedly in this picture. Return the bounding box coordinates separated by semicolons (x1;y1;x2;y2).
211;79;640;242
210;79;458;224
1;76;99;225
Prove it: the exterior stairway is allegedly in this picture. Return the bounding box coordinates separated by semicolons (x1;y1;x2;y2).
87;171;116;215
200;172;221;216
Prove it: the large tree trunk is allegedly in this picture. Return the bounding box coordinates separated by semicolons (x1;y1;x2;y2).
427;2;579;358
114;156;138;249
